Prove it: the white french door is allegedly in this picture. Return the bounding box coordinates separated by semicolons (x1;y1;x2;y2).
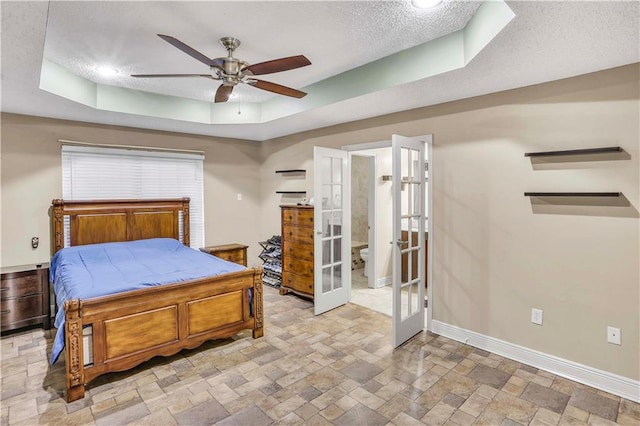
313;147;350;315
392;135;426;348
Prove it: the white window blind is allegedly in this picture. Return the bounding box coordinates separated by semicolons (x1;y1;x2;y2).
61;144;204;248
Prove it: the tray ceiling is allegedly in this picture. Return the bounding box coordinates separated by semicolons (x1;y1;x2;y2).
1;1;638;141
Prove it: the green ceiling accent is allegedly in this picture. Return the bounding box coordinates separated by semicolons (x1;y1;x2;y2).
39;0;514;125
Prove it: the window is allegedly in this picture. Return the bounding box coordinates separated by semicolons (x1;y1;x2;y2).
61;144;204;248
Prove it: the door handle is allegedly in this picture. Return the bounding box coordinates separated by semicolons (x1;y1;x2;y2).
316;230;323;235
396;240;409;246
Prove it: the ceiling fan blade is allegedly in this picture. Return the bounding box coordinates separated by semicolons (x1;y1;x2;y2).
215;84;234;103
249;79;307;98
131;74;214;79
157;34;220;68
243;55;311;76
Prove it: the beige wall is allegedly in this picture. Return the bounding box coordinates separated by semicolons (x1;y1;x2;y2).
259;64;640;380
1;64;638;382
350;155;369;244
0;114;263;267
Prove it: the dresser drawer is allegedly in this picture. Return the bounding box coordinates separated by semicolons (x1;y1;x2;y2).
1;273;42;299
282;208;314;228
282;225;314;244
215;249;245;264
282;273;313;294
283;257;314;277
0;265;50;331
282;241;314;262
200;244;248;266
1;294;44;326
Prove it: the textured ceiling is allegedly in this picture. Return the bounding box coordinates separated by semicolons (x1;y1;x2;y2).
43;1;481;104
1;1;638;141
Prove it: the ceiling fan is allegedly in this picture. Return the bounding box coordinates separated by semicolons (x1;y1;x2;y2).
132;35;311;103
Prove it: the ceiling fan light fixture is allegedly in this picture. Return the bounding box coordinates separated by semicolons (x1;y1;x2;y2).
412;0;443;9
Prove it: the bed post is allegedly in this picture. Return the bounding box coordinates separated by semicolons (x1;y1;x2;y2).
52;199;64;254
253;268;264;338
64;299;85;402
182;197;190;246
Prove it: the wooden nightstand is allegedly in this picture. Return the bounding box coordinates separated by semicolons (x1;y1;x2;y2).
200;244;248;266
1;263;51;332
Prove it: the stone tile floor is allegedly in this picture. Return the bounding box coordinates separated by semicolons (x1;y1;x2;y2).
1;286;639;425
350;269;393;317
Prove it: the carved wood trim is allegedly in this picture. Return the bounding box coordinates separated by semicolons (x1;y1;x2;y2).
182;197;190;246
52;199;64;254
64;299;85;402
253;268;264;331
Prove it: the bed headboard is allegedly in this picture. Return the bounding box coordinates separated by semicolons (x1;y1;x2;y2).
51;198;190;254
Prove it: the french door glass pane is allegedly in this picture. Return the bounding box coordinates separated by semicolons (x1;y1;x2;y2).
333;264;342;289
322;266;332;293
332;157;342;183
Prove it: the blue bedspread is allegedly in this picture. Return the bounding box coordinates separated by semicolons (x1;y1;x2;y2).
50;238;245;364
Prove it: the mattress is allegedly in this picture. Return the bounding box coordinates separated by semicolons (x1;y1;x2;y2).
50;238;245;364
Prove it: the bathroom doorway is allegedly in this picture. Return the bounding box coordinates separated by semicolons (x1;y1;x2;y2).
343;137;432;331
348;147;393;317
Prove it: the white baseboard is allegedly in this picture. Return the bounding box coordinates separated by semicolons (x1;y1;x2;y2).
375;275;391;288
431;320;640;403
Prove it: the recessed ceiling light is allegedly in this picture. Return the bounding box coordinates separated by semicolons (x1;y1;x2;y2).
412;0;443;9
96;66;119;78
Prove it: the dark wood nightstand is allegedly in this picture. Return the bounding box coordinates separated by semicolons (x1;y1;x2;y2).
200;244;248;266
1;263;51;332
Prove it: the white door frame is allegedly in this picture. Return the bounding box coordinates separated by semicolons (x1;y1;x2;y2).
426;140;433;329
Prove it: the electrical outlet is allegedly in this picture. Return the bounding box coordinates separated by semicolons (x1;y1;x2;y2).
607;326;621;345
531;308;543;325
31;237;39;249
237;193;242;201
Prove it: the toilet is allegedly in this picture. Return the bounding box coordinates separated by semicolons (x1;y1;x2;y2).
359;248;369;277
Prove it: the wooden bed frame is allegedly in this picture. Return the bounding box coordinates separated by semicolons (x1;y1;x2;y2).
51;198;263;402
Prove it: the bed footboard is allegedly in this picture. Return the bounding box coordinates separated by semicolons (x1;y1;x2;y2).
64;267;263;402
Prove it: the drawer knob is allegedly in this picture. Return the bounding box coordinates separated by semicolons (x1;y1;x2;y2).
0;310;11;315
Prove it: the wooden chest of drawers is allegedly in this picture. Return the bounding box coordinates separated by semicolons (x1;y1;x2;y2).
200;244;248;266
280;205;314;299
1;264;51;332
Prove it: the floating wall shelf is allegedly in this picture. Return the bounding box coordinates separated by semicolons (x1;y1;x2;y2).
524;147;622;157
524;192;622;197
276;170;306;194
